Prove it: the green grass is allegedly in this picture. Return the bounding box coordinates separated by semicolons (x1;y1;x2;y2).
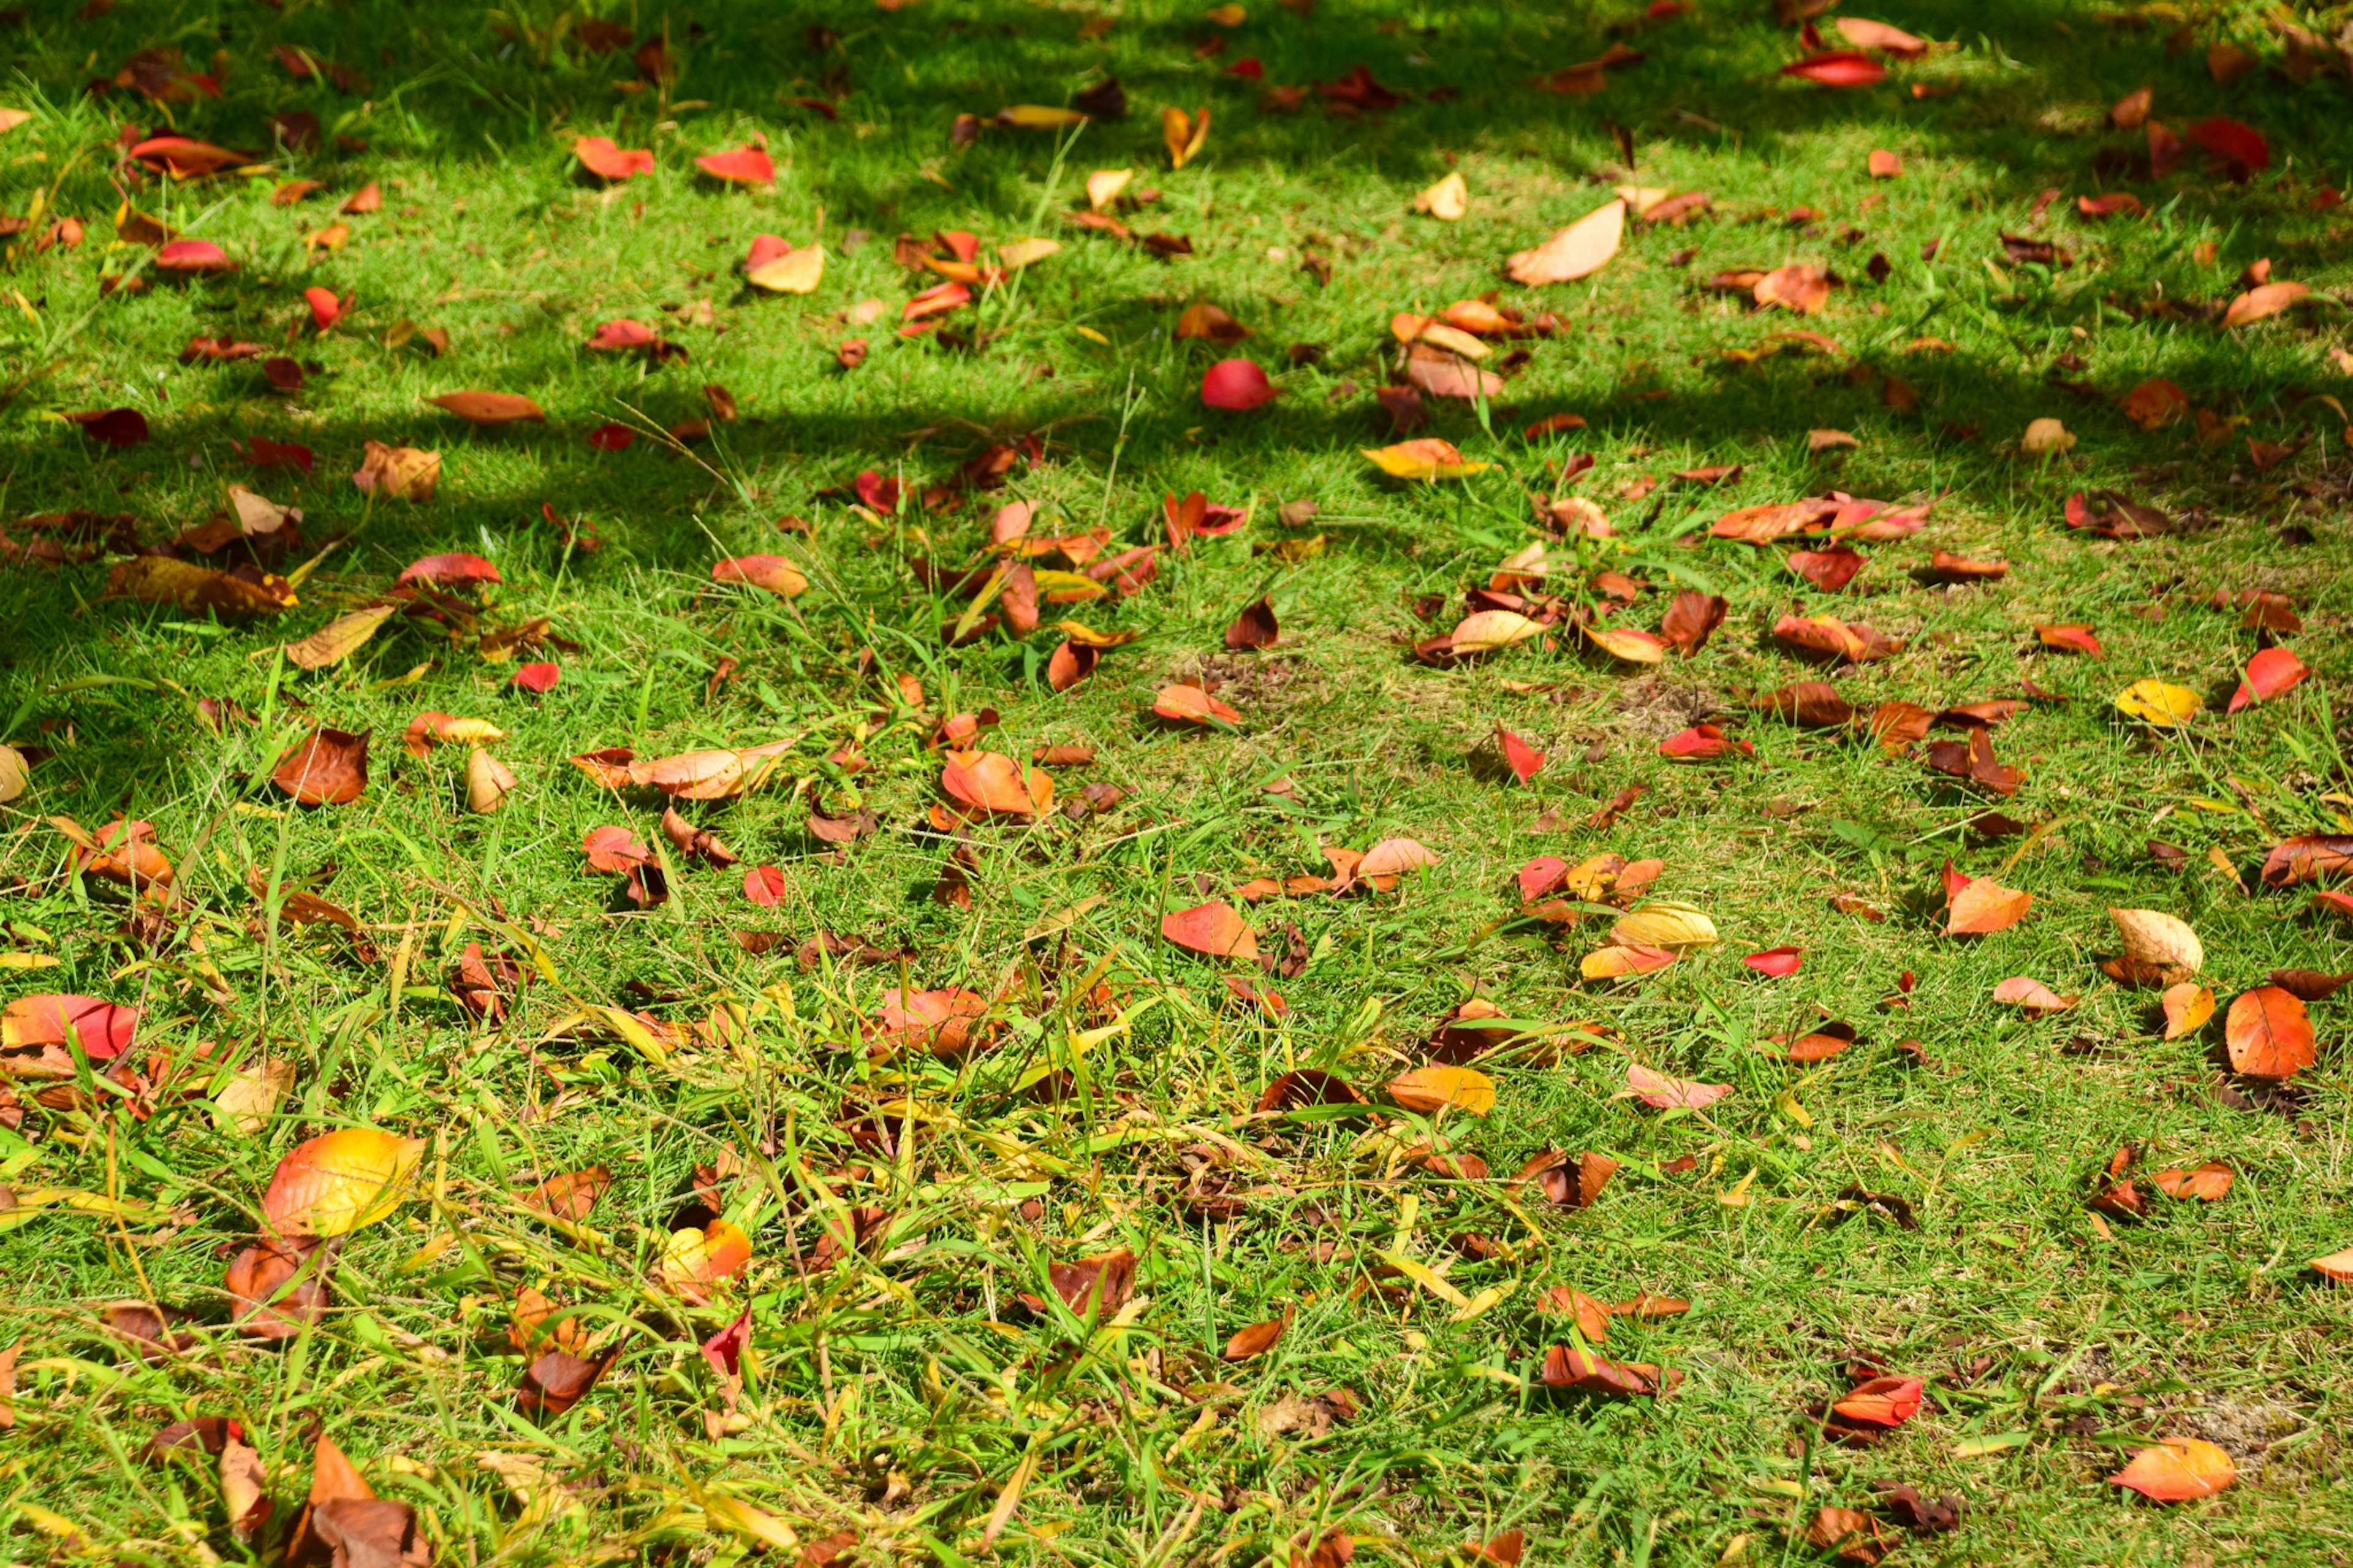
4;0;2352;1563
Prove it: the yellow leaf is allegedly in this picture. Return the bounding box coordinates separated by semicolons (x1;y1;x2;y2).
2115;680;2202;727
1203;3;1246;23
1162;105;1210;169
0;952;58;970
1414;170;1468;221
1074;325;1110;345
1449;610;1545;655
1609;901;1719;949
282;603;399;670
0;742;25;804
1415;320;1488;358
1001;105;1089;129
1387;1064;1496;1116
1362;438;1491;480
1374;1249;1471;1308
260;1127;425;1238
1583;624;1666;665
999;237;1060;269
1085;169;1133;211
747;243;825;294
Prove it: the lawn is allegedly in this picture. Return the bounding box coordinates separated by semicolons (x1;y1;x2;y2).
2;0;2352;1564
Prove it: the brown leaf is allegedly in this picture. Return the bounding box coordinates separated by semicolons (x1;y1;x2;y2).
273;729;369;806
225;1237;328;1339
1225;596;1279;649
1659;590;1727;653
1222;1314;1289;1360
428;390;546;425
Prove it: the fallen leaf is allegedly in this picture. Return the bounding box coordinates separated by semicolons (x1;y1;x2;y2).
273;728;369;805
261;1128;423;1237
2227;646;2308;713
2037;624;2103;657
1946;873;2031;935
941;751;1053;816
1992;975;2075;1016
2153;1162;2232;1201
2110;1437;2235;1501
575;135;654;178
1363;437;1489;480
430;391;545;425
695;145;775;185
2160;982;2215;1039
1161;901;1258;961
1154;683;1242;725
1388;1064;1496;1116
1832;1375;1924;1427
2020;417;2076;455
350;442;440;499
1622;1063;1731;1110
1202;358;1280;409
282;605;397;670
2224;986;2315;1079
1506;199;1626;286
1496;725;1547;784
1743;946;1803;977
745;235;825;294
1223;1316;1289;1360
713;554;809;599
2115;680;2201;727
1415;170;1468;220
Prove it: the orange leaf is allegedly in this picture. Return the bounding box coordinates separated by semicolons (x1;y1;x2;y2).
1222;1316;1288;1360
1161;901;1258;961
260;1129;424;1238
1991;975;2075;1016
2221;280;2308;328
1946;876;2031;934
428;390;545;425
941;751;1053;816
2152;1161;2232;1200
1831;1374;1923;1427
2159;982;2215;1039
1387;1064;1496;1116
2110;1437;2235;1501
2224;985;2316;1079
1153;683;1241;725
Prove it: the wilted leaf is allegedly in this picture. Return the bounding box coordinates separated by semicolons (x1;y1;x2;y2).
1414;170;1468;220
351;442;441;500
282;604;397;670
1223;1316;1289;1360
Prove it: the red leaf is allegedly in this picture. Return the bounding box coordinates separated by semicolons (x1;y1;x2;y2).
1781;51;1886;87
587;317;661;350
1202;358;1281;410
66;407;151;447
742;865;786;906
588;422;637;451
1742;946;1803;977
1787;546;1866;591
1;994;142;1059
2187;116;2268;174
1658;723;1751;759
1496;725;1547;784
512;661;559;694
396;553;501;587
1832;1375;1924;1428
303;286;350;332
154;238;233;273
695;145;775;185
2227;646;2308;712
574;135;654;180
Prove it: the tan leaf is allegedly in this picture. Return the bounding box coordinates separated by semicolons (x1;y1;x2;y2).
282;604;398;670
1506;199;1626;286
